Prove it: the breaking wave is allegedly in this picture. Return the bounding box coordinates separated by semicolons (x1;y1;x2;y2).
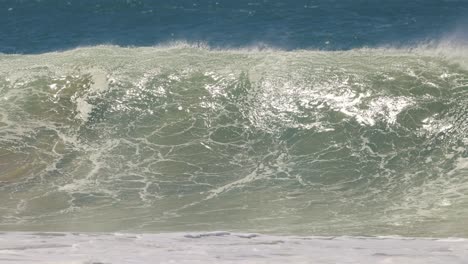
0;44;467;236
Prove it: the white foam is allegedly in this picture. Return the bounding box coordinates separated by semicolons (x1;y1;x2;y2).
74;96;93;121
0;232;467;264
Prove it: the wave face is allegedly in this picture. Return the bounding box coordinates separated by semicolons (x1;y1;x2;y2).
0;45;467;236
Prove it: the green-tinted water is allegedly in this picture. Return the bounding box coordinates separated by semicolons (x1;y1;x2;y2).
0;45;467;236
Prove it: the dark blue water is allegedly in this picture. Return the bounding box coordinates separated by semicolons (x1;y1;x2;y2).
1;0;468;53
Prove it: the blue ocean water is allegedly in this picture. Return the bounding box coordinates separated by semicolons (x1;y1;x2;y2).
1;0;468;53
0;1;468;236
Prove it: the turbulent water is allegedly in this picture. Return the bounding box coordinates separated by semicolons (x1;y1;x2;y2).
0;44;466;236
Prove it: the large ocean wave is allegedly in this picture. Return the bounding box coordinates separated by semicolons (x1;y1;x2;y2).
0;44;467;236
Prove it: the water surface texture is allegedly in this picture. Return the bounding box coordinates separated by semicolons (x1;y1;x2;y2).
0;0;467;237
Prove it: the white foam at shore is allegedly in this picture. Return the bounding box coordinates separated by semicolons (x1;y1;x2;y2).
0;232;467;264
